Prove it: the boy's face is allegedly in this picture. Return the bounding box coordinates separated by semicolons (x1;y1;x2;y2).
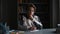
29;7;35;16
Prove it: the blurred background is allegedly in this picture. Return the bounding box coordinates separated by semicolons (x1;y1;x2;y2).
0;0;58;30
0;0;59;34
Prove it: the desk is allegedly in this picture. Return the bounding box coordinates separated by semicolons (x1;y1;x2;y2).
24;28;56;34
9;28;56;34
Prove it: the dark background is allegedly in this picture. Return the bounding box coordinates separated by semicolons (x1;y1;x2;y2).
0;0;59;30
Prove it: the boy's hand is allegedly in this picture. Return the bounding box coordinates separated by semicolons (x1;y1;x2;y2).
30;26;37;30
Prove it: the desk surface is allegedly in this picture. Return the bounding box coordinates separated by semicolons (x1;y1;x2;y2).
9;28;56;34
24;28;56;34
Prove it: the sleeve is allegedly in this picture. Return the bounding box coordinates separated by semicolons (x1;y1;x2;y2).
33;15;43;26
18;16;28;30
34;16;41;22
23;16;30;29
23;16;28;26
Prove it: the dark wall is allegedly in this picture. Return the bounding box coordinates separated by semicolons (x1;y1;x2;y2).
52;0;59;28
1;0;7;21
59;0;60;24
7;0;17;30
0;0;1;19
49;0;59;28
1;0;17;30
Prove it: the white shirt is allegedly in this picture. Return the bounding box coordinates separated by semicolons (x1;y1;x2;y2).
23;15;43;29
